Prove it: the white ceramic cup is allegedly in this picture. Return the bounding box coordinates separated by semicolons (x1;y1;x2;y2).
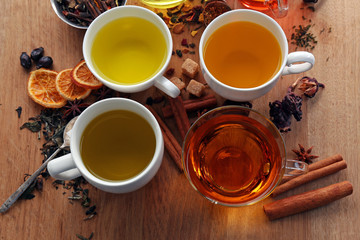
199;9;315;102
83;6;180;98
47;98;164;194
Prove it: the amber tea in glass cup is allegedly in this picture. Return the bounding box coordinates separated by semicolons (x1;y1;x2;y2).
182;106;308;206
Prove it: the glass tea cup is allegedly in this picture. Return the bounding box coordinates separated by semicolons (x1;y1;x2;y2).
182;106;308;206
239;0;289;18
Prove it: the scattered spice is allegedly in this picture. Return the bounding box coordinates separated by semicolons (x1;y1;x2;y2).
93;85;116;101
63;99;90;120
264;181;353;220
181;38;189;47
292;144;319;164
291;24;317;50
15;106;22;118
157;4;204;33
189;43;196;48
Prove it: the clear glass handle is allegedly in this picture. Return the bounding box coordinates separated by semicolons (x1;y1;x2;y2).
284;159;309;177
269;0;288;18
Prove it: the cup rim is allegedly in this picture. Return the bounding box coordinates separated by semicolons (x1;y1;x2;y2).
70;98;163;187
82;5;173;92
182;105;286;207
199;9;288;92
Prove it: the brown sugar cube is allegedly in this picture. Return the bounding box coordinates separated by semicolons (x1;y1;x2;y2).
186;79;205;97
170;77;186;91
181;58;199;78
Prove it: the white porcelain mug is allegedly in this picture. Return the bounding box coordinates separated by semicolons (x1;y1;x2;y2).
83;6;180;98
199;9;315;101
47;98;164;193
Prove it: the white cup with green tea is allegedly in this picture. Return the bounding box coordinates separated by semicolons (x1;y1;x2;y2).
47;98;164;193
83;6;180;98
199;9;315;101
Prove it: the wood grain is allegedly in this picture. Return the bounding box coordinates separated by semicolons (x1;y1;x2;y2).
0;0;359;239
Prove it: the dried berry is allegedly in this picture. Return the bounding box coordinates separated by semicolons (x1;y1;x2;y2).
36;56;53;69
20;52;32;69
30;47;44;61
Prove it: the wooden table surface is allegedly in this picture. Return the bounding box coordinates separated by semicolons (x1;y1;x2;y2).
0;0;359;239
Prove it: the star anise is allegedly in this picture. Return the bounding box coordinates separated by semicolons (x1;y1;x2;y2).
63;99;90;120
292;144;319;164
94;86;116;101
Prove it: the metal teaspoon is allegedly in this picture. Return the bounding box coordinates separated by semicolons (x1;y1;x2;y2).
0;117;78;213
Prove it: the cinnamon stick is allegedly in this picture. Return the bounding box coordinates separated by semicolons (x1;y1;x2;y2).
168;96;191;139
162;94;217;118
272;160;347;197
264;181;353;220
146;105;183;172
281;154;343;183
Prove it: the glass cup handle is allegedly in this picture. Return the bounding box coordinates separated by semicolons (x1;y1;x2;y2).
154;76;180;98
47;153;82;180
268;0;289;18
284;159;309;177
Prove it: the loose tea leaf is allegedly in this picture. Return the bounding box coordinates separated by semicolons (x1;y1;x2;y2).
291;24;317;50
15;106;22;118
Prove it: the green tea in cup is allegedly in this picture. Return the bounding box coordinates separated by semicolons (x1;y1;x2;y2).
91;17;168;85
80;110;156;181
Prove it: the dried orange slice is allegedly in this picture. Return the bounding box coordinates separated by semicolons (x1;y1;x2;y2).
56;69;91;101
71;60;103;89
27;69;67;108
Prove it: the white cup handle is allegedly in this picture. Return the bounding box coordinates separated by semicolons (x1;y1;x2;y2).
47;153;81;180
282;51;315;76
154;76;180;98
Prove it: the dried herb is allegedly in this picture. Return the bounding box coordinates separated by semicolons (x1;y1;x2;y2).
20;120;42;132
291;24;317;50
181;38;189;47
203;0;231;26
297;76;325;98
20;52;32;69
189;43;196;48
269;83;303;132
292;144;319;164
15;106;22;118
176;49;183;57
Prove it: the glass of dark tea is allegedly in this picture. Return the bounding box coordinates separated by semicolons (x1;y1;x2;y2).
182;106;308;206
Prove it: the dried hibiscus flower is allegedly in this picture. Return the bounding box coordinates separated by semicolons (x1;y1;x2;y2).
298;76;325;98
269;85;303;132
